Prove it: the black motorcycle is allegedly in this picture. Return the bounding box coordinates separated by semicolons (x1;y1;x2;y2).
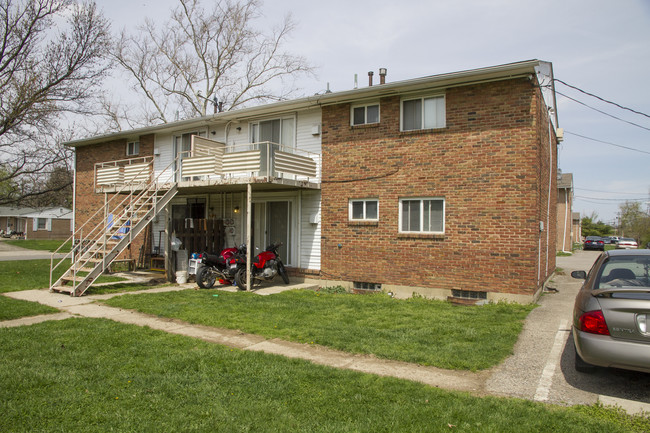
196;245;245;288
234;242;289;290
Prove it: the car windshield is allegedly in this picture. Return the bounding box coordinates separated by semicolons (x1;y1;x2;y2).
597;256;650;290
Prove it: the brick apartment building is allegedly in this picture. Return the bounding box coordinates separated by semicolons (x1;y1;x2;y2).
62;60;561;302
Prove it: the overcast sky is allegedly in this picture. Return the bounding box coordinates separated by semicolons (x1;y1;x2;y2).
96;0;650;225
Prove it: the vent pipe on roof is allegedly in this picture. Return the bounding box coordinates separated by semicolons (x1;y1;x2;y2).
379;68;387;84
368;71;374;86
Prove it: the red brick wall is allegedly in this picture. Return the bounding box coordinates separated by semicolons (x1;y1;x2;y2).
321;78;557;298
74;134;155;261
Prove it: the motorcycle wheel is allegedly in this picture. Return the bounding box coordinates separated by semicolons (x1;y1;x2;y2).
277;262;290;284
196;266;217;289
234;268;261;291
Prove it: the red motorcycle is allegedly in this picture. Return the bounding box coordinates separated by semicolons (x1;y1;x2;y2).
196;245;245;288
234;242;289;290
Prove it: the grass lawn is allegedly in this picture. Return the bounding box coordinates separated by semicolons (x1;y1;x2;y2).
104;289;535;371
1;318;646;433
4;238;72;252
0;259;126;293
0;295;59;321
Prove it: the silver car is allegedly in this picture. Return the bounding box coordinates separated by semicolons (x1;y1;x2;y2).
571;249;650;373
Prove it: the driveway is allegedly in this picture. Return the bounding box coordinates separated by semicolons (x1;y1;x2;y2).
0;238;66;261
486;250;650;413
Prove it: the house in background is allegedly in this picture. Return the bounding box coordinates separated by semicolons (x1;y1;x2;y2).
556;172;574;252
23;207;73;240
57;59;561;302
572;212;582;244
0;206;34;236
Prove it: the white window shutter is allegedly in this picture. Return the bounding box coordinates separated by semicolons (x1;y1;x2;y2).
32;218;38;231
46;218;52;231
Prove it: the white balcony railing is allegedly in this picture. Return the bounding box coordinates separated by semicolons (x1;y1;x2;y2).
94;137;321;190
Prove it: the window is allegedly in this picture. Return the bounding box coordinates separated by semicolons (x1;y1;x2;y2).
349;199;378;221
399;198;444;233
401;95;445;131
37;218;47;230
250;117;295;148
351;103;379;126
126;141;139;156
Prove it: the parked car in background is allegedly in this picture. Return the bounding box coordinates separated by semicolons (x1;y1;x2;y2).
601;236;614;244
610;236;620;244
583;236;605;251
616;238;638;249
570;249;650;373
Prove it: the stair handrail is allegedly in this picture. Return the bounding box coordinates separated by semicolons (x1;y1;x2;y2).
50;153;182;292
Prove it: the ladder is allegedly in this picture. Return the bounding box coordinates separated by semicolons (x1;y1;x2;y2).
50;163;178;297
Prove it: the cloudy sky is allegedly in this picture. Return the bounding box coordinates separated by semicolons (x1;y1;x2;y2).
97;0;650;225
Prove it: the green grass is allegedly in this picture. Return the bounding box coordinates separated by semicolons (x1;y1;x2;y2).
104;289;535;371
0;259;126;293
0;295;59;321
4;238;71;252
0;318;646;433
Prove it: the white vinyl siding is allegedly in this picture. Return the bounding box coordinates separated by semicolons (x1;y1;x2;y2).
399;198;445;233
300;189;321;270
401;95;445;131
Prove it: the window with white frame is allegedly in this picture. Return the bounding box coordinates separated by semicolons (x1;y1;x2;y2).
401;95;446;131
37;218;47;230
351;103;380;126
349;199;379;221
126;141;139;156
250;117;295;148
399;198;445;233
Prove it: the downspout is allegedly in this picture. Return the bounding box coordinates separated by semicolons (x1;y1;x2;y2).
546;118;553;277
562;187;569;252
72;150;77;244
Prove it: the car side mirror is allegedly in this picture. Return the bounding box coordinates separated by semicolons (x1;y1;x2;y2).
571;270;587;280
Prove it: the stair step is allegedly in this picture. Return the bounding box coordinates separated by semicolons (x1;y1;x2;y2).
50;286;74;294
61;275;86;283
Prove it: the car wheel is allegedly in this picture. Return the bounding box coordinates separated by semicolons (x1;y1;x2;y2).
574;347;596;373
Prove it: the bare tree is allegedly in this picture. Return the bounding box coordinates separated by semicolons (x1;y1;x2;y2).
110;0;313;127
0;0;111;206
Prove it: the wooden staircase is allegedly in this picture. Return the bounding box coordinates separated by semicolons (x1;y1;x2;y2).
50;176;178;297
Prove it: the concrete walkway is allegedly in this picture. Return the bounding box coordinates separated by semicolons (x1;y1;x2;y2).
2;252;650;415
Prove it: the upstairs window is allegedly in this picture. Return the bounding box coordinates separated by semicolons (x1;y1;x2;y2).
250;117;295;148
399;198;445;233
351;103;380;126
349;199;378;221
126;141;140;156
401;95;445;131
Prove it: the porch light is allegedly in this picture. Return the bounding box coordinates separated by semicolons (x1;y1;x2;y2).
233;206;240;214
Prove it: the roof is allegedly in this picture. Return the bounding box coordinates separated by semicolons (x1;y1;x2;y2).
21;207;73;219
0;206;37;217
558;173;573;189
65;59;554;148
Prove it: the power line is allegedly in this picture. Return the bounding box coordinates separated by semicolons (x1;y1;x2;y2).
575;187;649;195
575;195;647;202
556;91;650;132
564;130;650;155
554;79;650;119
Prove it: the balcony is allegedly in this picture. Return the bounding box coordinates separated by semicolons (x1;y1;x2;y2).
94;137;321;193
